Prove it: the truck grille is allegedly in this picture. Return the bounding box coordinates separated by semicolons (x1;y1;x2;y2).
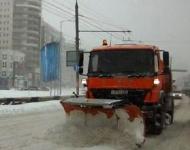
91;89;148;106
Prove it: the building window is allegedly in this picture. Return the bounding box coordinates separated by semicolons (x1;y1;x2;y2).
3;54;7;60
2;71;6;76
2;62;7;68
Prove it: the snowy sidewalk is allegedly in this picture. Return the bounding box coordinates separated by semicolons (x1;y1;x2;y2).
0;100;62;117
0;88;77;99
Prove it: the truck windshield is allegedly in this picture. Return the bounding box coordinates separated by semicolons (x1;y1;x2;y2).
88;50;155;77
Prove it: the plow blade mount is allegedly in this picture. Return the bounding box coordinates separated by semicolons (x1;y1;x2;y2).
60;97;145;146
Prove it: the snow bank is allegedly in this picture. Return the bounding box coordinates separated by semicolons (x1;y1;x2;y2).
0;89;50;98
0;100;62;117
0;88;85;99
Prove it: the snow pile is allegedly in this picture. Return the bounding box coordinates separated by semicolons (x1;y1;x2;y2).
46;109;145;150
0;101;62;117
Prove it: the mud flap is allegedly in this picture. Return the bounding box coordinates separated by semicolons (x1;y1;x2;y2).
61;98;145;146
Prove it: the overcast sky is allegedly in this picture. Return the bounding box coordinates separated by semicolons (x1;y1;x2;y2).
42;0;190;79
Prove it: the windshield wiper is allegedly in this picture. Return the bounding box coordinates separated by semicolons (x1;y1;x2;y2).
111;71;153;78
127;72;154;78
88;71;113;77
112;71;141;77
98;74;113;77
97;71;113;77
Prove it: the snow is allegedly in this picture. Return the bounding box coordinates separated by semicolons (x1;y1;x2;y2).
63;109;145;146
0;89;50;98
0;100;62;117
0;99;144;149
48;111;137;150
0;96;190;150
0;88;84;99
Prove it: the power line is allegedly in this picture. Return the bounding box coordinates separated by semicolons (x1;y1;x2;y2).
79;14;129;31
42;1;125;42
43;1;74;17
42;3;123;41
80;17;124;41
42;4;74;20
42;8;75;43
80;23;106;39
79;1;118;26
45;0;129;33
42;6;75;37
78;1;128;30
48;0;75;12
79;30;131;33
42;6;71;19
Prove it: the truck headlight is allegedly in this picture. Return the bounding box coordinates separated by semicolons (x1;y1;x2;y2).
81;79;87;87
154;78;160;85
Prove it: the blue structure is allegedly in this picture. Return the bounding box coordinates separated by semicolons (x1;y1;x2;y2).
40;42;60;82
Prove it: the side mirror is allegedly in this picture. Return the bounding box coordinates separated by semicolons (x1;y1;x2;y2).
163;51;170;73
79;51;84;66
163;51;169;67
78;51;84;74
66;50;85;74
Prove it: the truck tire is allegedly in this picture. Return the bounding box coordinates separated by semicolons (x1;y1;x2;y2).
165;97;174;125
169;98;174;124
153;98;166;135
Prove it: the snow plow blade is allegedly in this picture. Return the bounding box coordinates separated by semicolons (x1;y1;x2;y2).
62;97;123;108
60;97;145;146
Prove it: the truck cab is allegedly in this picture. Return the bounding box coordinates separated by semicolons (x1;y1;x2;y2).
79;43;174;134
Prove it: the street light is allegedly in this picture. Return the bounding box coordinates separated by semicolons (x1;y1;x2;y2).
59;19;74;96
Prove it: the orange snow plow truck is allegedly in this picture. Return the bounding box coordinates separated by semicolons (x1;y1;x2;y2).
60;42;174;146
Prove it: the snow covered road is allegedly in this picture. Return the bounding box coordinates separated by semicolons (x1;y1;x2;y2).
0;96;190;150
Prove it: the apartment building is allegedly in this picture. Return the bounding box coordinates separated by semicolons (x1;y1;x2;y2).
13;0;42;72
0;49;25;89
0;0;42;87
0;0;14;50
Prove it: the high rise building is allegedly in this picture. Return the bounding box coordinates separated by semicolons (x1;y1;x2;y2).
0;0;14;50
0;0;42;86
13;0;42;72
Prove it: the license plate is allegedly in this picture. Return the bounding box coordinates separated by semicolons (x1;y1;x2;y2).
111;90;128;95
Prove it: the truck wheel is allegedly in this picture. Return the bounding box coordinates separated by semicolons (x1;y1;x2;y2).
169;98;174;124
153;103;165;135
165;97;174;125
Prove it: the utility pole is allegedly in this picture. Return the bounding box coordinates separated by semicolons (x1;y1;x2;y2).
59;22;63;96
75;0;80;96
